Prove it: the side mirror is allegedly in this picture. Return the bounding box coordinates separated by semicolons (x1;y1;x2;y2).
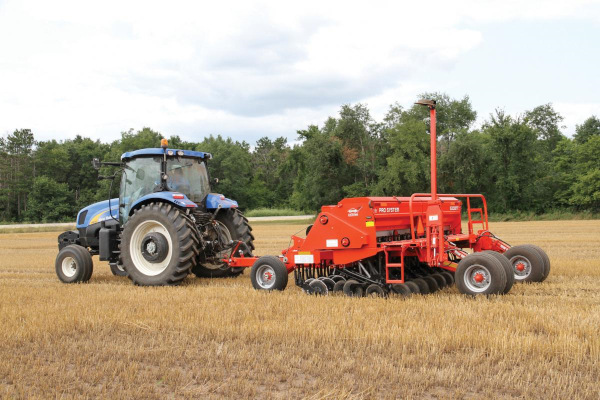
212;177;219;185
92;158;101;170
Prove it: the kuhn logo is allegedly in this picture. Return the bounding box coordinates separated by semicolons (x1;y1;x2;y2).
348;208;359;217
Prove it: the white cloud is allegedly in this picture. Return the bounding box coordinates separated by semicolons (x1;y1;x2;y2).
0;0;598;143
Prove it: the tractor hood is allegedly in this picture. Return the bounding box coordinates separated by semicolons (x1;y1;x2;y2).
76;199;119;229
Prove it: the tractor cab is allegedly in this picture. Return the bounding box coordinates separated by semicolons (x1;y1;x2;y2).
119;147;212;223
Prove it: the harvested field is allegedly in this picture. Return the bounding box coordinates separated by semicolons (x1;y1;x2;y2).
0;220;599;399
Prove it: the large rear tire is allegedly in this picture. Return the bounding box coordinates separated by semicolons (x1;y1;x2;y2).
121;202;198;286
192;208;254;278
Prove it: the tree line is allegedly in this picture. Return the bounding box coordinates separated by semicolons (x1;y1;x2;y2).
1;92;599;222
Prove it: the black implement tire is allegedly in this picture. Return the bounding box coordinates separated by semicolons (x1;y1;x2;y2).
318;277;336;291
309;279;328;295
343;280;363;297
504;245;545;283
192;208;254;278
56;244;93;283
440;271;454;286
430;273;447;289
329;275;345;283
524;244;551;282
404;281;420;294
482;251;514;294
391;283;412;297
250;256;288;291
366;284;386;297
121;203;198;286
456;253;507;296
110;263;127;277
422;275;440;293
333;280;346;293
412;278;430;295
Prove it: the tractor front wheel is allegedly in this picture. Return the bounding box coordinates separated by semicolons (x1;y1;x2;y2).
121;202;198;286
55;244;93;283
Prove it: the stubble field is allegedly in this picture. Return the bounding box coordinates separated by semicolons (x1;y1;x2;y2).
0;220;599;399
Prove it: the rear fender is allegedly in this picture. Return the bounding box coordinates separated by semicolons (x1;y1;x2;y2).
129;192;197;215
205;193;238;210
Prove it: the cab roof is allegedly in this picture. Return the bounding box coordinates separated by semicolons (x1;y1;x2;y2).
121;148;211;161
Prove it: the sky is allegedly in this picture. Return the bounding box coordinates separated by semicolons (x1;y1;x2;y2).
0;0;599;144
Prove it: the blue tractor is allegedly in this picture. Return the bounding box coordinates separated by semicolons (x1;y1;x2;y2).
55;140;254;286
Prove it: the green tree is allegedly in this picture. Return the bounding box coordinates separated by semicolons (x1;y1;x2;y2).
483;110;540;212
574;116;600;144
25;176;74;222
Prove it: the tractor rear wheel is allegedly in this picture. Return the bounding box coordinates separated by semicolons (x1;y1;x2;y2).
55;244;93;283
192;208;254;278
504;245;545;283
121;203;198;286
456;253;507;296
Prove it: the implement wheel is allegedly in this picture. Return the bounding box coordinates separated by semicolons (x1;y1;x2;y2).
430;273;447;289
440;271;454;286
366;284;386;297
483;250;514;294
309;279;328;295
121;203;198;286
404;281;420;294
333;280;346;293
391;283;412;297
456;253;507;296
525;244;551;281
411;278;430;295
192;208;254;278
422;275;440;293
250;256;288;291
343;280;363;297
504;245;545;283
55;245;93;283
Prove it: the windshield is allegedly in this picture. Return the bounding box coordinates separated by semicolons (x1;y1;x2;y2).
120;156;162;222
166;158;210;203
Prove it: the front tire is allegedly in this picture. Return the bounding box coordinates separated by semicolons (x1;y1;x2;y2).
121;203;198;286
55;245;93;283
